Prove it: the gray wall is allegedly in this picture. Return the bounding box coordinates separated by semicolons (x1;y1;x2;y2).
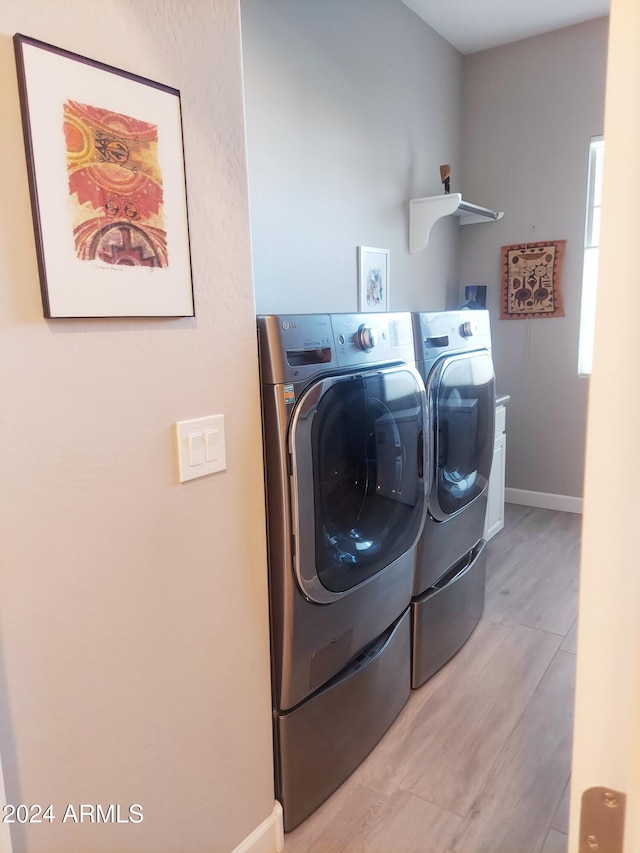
460;19;609;499
0;2;275;851
241;0;463;314
242;4;609;500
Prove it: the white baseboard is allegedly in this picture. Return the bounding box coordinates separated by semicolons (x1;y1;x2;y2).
231;801;284;853
505;487;583;514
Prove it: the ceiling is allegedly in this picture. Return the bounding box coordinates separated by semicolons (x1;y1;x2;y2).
400;0;610;54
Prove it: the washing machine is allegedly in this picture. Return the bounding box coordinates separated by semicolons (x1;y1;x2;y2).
257;312;427;830
411;310;495;689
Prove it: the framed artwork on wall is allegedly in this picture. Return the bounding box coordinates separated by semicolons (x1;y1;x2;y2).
13;33;194;318
500;240;566;319
357;246;389;312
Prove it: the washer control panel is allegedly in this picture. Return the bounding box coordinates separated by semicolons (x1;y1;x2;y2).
257;312;416;385
356;324;379;351
331;312;414;368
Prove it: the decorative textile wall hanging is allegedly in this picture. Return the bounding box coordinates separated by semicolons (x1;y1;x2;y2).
500;240;566;319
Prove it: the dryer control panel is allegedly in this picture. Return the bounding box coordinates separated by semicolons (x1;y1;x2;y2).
412;309;492;366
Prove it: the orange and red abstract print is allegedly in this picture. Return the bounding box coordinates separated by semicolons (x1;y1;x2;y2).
64;101;168;267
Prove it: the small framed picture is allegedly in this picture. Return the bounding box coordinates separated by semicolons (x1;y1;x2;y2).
358;246;389;312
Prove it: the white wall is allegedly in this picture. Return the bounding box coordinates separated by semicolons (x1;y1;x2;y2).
241;0;463;314
0;2;275;852
569;1;640;848
460;19;608;499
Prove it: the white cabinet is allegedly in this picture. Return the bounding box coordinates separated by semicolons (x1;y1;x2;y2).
484;401;507;541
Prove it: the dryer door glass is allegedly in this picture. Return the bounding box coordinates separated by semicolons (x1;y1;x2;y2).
292;367;425;596
430;351;495;521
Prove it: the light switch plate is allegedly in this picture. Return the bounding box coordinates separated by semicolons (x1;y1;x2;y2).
176;415;226;482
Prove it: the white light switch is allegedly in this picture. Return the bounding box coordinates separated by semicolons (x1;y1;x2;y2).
176;415;226;482
205;429;219;461
188;432;205;466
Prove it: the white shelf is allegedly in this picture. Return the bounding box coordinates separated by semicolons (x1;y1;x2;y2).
409;192;504;253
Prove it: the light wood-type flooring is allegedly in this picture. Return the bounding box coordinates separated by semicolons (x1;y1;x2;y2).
284;504;581;853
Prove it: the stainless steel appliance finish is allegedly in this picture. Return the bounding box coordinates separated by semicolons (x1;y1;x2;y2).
258;312;427;830
411;310;495;689
277;610;410;831
412;541;486;685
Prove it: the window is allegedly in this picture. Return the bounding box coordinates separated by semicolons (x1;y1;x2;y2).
578;136;605;376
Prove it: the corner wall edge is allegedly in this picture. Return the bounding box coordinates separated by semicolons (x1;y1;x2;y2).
231;801;284;853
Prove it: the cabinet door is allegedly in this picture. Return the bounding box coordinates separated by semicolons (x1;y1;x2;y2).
484;432;506;541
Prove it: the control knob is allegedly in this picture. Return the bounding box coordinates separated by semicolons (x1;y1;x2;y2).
356;324;379;352
460;320;476;338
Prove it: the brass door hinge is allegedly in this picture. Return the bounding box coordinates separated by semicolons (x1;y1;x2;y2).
579;786;626;852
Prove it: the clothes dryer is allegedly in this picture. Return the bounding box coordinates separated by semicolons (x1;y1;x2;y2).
411;310;495;688
258;312;427;830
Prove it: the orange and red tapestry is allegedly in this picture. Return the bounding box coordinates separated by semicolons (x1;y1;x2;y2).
64;100;168;267
500;240;566;319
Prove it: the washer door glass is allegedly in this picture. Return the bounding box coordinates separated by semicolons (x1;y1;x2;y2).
430;351;495;521
291;366;425;599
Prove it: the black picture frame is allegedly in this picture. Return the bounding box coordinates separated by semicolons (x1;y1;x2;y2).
14;34;195;318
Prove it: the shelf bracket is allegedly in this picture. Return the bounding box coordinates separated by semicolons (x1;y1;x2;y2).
409;192;503;253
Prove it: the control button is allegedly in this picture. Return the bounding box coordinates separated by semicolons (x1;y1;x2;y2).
460;321;475;338
356;324;379;351
337;333;345;345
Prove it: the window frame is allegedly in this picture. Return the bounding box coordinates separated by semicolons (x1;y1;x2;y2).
578;136;605;377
